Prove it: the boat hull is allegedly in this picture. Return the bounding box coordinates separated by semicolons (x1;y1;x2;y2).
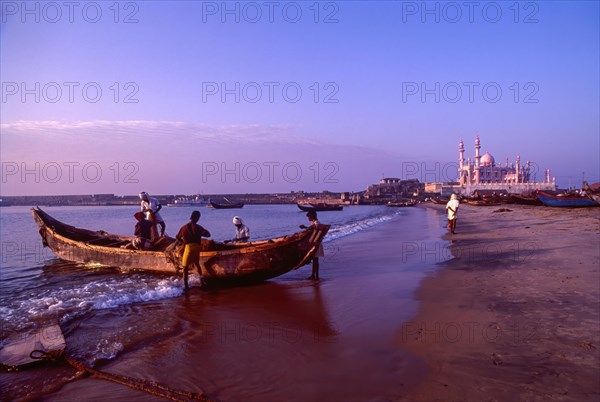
297;203;343;212
209;202;244;209
510;195;543;206
31;208;329;285
536;191;599;208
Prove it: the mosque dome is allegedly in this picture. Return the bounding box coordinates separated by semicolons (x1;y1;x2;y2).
480;151;495;166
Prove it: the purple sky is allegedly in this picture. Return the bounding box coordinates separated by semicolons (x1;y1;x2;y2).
1;1;598;195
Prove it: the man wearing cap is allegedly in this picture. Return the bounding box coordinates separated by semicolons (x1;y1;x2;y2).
226;216;250;243
176;210;211;290
139;192;166;238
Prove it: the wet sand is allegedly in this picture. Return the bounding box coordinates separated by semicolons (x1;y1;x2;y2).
401;204;600;401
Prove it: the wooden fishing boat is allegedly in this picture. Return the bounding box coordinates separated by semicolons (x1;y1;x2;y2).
296;203;343;212
536;191;599;208
465;199;502;206
509;195;543;206
430;197;448;205
31;208;329;285
582;181;600;205
589;193;600;205
209;201;244;209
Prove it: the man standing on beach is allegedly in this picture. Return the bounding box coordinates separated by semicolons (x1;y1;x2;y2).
176;210;211;290
300;210;324;280
446;194;460;234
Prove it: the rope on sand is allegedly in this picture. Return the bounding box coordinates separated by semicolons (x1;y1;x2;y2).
30;350;213;402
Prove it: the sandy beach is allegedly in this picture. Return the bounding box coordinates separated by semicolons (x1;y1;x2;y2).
401;204;600;401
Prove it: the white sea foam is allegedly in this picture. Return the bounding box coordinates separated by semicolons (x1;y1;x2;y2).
1;275;184;336
323;210;401;242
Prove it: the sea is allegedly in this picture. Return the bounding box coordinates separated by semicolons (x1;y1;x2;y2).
0;204;449;401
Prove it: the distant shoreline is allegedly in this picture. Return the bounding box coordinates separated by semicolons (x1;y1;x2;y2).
0;191;424;207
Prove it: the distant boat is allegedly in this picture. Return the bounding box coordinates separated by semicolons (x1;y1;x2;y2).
589;194;600;205
465;199;502;206
386;200;417;207
582;181;600;205
167;197;210;207
510;195;543;206
297;203;343;212
209;201;244;209
430;197;448;205
536;191;599;208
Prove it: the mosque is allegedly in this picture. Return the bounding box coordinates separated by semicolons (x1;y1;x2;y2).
427;136;557;195
457;135;556;194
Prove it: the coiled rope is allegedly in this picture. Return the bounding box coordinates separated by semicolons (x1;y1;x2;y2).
30;350;212;402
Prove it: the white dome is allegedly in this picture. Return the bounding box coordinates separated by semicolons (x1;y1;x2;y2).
480;152;495;166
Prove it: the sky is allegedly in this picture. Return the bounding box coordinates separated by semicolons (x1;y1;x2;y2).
1;0;598;195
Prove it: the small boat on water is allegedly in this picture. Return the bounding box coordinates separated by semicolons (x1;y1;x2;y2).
296;203;343;212
209;201;244;209
536;191;599;208
31;208;329;285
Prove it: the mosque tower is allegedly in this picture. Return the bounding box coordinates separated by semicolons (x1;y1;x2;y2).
474;135;481;184
459;138;465;170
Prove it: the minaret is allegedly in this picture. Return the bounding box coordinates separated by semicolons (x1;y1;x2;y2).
546;168;551;183
474;135;481;184
516;155;521;183
475;135;481;167
459;138;465;170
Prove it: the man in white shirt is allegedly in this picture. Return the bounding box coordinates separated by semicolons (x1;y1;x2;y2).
139;192;166;237
228;216;250;243
445;194;460;234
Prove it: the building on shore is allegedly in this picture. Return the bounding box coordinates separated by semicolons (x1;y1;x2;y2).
426;136;557;196
363;178;423;203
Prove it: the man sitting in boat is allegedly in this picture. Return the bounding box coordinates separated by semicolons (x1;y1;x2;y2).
123;212;153;250
176;210;211;290
224;216;250;243
139;192;166;238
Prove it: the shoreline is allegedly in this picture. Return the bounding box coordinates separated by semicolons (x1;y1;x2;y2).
401;204;600;401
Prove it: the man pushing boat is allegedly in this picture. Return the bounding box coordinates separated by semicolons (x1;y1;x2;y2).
176;210;211;290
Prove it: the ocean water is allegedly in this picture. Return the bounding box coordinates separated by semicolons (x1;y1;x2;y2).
0;204;448;400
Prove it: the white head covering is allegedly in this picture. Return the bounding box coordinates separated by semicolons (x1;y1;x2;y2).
450;194;457;200
233;216;243;225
